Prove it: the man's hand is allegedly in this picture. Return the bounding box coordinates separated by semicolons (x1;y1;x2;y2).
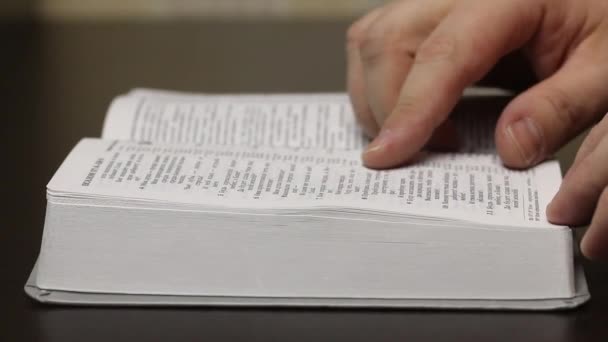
347;0;608;259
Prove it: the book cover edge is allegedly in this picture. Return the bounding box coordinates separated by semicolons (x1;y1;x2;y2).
24;259;590;310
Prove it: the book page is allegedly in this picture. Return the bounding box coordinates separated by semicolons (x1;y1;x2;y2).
102;93;367;150
49;139;563;227
452;109;497;153
102;89;507;153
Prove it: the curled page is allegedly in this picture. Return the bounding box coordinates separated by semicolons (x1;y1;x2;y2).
102;89;507;154
102;93;367;150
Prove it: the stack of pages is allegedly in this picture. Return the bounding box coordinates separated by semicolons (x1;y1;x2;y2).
25;88;589;309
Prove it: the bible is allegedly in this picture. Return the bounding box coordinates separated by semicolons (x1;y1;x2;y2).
25;88;589;309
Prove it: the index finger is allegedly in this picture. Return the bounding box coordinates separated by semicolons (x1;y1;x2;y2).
362;0;544;168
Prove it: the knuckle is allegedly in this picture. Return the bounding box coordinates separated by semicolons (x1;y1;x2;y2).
358;31;388;66
389;95;434;131
346;20;367;48
357;16;415;67
351;5;419;67
414;29;489;86
542;87;584;129
576;130;600;160
414;33;457;65
359;32;412;67
392;94;418;117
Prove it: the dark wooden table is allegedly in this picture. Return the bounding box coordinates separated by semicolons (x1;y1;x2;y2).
2;19;608;342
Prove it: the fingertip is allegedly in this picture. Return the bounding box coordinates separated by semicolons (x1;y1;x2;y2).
547;188;595;226
545;198;572;225
580;229;608;260
495;116;544;169
362;128;422;169
362;129;400;169
580;235;595;260
362;145;389;169
545;200;561;223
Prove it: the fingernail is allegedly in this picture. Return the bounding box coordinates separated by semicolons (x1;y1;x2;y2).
505;117;543;166
364;129;393;156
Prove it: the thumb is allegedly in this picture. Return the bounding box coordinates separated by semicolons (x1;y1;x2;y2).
496;57;608;168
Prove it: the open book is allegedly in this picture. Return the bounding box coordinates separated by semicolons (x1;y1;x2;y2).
25;88;589;309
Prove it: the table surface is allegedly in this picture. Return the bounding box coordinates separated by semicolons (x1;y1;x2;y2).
2;19;608;342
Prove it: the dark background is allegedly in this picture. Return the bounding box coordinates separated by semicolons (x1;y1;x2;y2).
2;19;608;341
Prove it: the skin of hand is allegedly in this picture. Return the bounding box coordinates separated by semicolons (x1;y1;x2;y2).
346;0;608;259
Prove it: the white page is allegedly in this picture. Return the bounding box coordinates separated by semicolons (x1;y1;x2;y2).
49;139;563;227
101;89;502;153
102;93;367;150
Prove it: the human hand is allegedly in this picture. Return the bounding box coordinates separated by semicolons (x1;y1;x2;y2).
347;0;608;259
347;0;608;168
